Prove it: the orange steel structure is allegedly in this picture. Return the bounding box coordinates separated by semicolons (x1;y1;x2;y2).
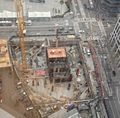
88;38;105;98
14;0;27;70
47;48;66;58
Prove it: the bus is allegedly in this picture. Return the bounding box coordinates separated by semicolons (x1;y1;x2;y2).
16;20;32;26
67;35;75;39
0;21;12;26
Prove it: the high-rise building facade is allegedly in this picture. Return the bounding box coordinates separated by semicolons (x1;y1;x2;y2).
101;0;120;13
108;17;120;71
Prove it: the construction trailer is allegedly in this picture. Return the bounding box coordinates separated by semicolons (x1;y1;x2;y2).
47;47;71;83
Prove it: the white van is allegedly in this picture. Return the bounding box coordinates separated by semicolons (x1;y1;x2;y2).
17;81;22;86
26;107;33;111
86;48;91;56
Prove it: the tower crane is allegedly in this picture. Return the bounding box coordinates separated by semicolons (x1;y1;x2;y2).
14;0;27;71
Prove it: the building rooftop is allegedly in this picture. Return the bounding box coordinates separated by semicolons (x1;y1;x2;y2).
0;11;51;18
47;47;66;58
0;39;11;68
0;0;67;17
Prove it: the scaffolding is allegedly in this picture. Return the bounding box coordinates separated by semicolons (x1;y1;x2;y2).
47;47;71;83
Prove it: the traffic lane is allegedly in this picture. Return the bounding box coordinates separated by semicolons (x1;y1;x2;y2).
26;31;56;36
99;41;120;118
72;0;78;15
76;0;86;18
102;54;120;118
0;32;16;39
31;19;71;26
80;0;91;18
72;0;82;17
73;0;85;18
96;39;120;118
0;26;56;31
104;98;117;118
116;86;120;102
109;98;120;118
0;27;75;38
104;85;120;118
0;18;73;28
75;6;81;17
116;86;120;111
108;83;120;118
0;24;74;32
26;30;75;36
78;22;89;34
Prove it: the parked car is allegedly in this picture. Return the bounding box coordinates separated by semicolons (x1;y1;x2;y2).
59;27;64;30
79;30;85;33
48;29;55;31
68;27;73;31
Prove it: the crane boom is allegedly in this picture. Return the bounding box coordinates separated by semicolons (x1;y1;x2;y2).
14;0;27;70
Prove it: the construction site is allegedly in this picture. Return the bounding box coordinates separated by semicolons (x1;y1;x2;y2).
7;27;107;118
0;0;110;118
8;35;99;117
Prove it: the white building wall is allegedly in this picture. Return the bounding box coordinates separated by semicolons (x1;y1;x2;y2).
109;17;120;71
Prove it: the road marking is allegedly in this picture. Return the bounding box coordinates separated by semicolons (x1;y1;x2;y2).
112;87;120;117
76;18;96;22
98;20;107;36
73;21;80;34
76;0;89;28
76;0;86;18
113;98;120;117
109;100;116;118
116;87;120;104
72;0;77;16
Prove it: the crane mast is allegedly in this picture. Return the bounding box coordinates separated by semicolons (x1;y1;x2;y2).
14;0;27;70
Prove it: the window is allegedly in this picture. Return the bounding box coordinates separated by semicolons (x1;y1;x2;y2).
116;26;119;33
110;37;115;47
55;68;58;72
115;24;118;31
117;63;120;68
113;43;118;53
117;39;120;45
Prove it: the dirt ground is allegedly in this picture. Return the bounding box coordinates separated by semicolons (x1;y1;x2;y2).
0;68;26;118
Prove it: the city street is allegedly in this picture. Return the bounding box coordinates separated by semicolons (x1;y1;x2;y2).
71;0;120;118
0;18;74;39
94;11;120;118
